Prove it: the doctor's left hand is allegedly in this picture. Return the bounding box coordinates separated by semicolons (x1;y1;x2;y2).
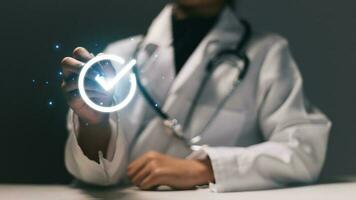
127;151;215;190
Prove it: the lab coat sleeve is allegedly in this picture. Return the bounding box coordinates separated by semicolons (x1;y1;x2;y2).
188;36;331;192
64;109;129;186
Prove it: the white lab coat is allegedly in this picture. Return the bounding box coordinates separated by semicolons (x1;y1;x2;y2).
65;5;331;192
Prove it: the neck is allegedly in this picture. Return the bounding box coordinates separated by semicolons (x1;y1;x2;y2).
173;3;224;20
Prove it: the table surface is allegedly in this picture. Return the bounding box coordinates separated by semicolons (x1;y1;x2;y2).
1;181;355;200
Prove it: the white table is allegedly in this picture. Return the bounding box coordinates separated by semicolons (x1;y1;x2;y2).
1;182;355;200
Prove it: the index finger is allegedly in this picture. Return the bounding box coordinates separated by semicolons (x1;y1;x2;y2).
127;155;150;178
73;47;93;62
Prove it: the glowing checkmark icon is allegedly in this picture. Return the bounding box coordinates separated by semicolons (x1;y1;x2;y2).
95;59;137;91
79;54;137;112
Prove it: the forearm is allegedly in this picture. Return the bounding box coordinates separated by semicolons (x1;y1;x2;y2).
77;117;111;162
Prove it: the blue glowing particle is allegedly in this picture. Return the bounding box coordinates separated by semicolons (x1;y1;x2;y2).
45;81;49;85
100;102;104;105
59;71;63;76
55;44;60;49
155;103;158;107
32;79;35;83
48;101;53;106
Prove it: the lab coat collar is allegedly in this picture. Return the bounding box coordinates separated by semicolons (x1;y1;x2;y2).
204;5;245;45
141;5;173;48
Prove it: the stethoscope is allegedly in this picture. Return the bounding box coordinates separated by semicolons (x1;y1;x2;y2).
131;19;252;150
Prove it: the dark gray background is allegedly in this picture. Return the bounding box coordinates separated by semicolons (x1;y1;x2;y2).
0;0;354;183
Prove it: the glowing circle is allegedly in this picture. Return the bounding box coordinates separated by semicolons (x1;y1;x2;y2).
78;54;137;113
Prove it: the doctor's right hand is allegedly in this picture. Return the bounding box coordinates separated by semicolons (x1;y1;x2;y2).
60;47;114;125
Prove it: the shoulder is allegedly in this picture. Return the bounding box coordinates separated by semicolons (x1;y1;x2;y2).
250;32;302;103
246;30;295;73
243;30;292;75
243;31;296;83
248;31;290;56
103;35;144;57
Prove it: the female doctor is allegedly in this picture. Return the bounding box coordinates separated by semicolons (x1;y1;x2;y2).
60;0;331;192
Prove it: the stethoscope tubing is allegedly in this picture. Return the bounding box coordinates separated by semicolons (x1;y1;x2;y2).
131;19;252;149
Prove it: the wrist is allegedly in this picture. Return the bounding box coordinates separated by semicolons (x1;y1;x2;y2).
191;158;215;185
77;115;112;162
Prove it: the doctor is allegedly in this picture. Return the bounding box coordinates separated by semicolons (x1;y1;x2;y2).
60;0;331;192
